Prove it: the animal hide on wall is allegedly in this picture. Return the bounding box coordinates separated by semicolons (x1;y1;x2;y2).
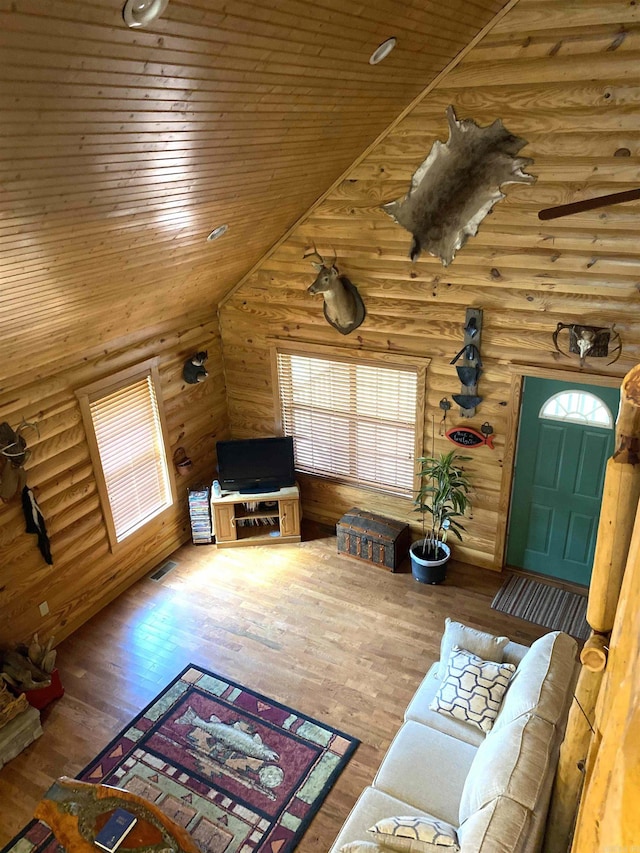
383;106;535;266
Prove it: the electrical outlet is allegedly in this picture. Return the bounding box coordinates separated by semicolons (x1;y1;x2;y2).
39;601;49;617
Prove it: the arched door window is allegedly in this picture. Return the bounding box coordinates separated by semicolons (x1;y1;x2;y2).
539;390;613;429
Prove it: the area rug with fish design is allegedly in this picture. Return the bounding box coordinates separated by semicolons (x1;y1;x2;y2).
1;664;359;853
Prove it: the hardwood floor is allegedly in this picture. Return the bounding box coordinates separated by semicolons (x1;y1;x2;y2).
0;525;549;850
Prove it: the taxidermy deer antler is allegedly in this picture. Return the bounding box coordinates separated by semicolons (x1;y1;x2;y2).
383;106;535;266
304;245;366;335
552;322;622;368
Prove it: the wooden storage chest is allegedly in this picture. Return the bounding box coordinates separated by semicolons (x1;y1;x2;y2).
337;507;410;572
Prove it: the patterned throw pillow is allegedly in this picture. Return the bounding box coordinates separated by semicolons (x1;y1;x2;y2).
437;618;509;680
430;646;516;733
368;816;460;852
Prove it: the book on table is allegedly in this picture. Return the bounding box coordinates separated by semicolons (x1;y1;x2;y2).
93;807;137;852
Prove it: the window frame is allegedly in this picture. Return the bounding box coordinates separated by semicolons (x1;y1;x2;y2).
76;357;177;552
538;389;614;429
270;340;428;498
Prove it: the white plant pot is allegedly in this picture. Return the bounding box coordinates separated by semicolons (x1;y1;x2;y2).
409;539;451;584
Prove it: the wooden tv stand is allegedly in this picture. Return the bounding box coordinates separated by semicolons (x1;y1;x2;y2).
211;484;301;547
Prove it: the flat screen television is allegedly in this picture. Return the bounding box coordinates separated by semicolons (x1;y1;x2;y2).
216;436;296;494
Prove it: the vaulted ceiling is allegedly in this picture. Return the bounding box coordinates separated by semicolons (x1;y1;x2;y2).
1;0;511;372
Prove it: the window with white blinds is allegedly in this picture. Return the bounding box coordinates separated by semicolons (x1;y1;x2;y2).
76;361;174;548
275;348;425;496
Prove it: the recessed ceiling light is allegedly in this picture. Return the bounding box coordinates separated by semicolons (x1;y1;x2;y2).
207;224;228;241
369;37;397;65
123;0;169;28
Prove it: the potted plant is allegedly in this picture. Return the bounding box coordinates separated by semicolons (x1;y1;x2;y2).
410;449;472;584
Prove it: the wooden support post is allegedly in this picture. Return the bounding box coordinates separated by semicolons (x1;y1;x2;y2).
571;501;640;851
544;364;640;853
543;663;603;853
587;364;640;633
587;463;640;632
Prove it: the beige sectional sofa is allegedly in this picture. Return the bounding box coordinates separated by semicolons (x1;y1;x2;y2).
330;620;579;853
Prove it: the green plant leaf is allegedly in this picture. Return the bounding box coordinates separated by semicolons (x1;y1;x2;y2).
413;450;473;552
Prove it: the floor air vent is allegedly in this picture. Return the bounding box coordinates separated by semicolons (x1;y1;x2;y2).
149;560;178;581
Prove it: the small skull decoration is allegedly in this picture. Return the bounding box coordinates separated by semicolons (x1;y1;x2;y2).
552;323;622;368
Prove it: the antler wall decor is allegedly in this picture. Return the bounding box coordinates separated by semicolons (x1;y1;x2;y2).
552;323;622;368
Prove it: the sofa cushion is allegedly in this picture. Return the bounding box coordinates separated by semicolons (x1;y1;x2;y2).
437;618;509;680
340;843;384;852
430;647;516;733
493;631;578;733
368;815;459;852
329;787;438;853
457;796;531;853
458;713;555;824
404;664;486;748
373;721;477;827
501;640;530;668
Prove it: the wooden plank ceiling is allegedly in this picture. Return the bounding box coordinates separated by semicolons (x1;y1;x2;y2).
0;0;510;377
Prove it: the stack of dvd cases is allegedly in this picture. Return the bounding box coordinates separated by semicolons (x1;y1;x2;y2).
187;487;213;544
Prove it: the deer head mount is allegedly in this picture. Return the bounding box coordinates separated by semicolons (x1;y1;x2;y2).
304;246;365;335
383;106;535;266
552;322;622;368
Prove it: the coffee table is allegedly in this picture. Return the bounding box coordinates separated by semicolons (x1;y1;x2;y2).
34;776;201;853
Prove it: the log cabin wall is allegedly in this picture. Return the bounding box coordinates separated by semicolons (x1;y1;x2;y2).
220;0;640;571
0;315;228;646
0;0;509;376
0;0;524;642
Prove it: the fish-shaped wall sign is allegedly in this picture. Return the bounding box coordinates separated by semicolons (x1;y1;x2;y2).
446;426;495;450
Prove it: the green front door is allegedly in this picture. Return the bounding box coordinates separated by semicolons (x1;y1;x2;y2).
506;377;619;585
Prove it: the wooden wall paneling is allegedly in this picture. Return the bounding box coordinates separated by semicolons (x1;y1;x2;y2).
0;317;228;646
220;0;640;571
0;0;512;374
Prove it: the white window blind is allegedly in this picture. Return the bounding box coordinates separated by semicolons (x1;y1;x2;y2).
89;373;172;542
276;351;419;495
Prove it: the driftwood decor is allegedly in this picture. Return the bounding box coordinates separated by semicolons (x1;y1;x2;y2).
383;106;535;266
0;633;56;692
304;246;365;335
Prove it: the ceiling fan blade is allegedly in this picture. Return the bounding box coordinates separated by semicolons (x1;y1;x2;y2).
538;187;640;220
